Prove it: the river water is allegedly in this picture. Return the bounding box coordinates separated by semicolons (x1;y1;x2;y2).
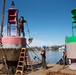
29;50;64;63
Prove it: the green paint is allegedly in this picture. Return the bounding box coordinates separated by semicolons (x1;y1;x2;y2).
71;8;76;36
71;8;76;23
66;36;76;43
72;23;74;36
65;9;76;43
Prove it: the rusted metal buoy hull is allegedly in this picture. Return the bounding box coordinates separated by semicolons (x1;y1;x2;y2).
0;36;26;61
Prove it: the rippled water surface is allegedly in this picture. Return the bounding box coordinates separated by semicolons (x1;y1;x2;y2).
29;50;63;63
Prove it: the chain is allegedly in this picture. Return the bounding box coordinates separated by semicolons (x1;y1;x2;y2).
26;23;33;44
26;23;31;38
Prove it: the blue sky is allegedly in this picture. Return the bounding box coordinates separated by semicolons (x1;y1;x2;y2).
0;0;76;47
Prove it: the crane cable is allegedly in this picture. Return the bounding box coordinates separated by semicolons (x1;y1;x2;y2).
26;23;31;37
26;23;33;44
29;50;38;62
26;43;41;61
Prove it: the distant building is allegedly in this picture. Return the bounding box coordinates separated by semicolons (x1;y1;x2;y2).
58;46;65;50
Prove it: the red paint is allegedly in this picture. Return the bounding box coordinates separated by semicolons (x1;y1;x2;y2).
2;36;26;45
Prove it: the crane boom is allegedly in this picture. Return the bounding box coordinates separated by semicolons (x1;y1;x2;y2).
0;0;6;36
0;0;6;45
